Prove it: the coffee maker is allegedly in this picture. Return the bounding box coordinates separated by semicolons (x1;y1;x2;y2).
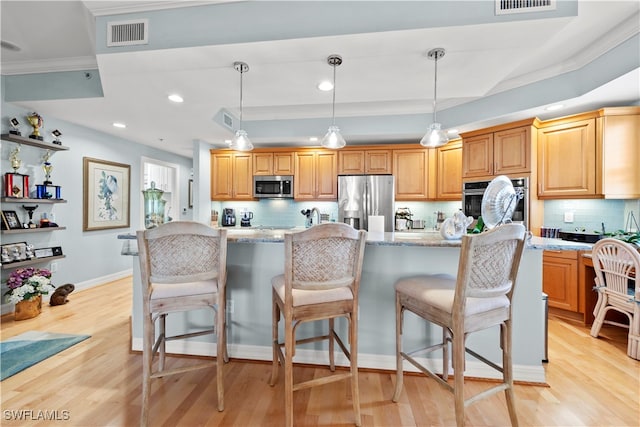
240;211;253;227
221;208;236;227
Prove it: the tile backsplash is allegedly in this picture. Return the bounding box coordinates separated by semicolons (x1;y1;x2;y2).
211;198;639;234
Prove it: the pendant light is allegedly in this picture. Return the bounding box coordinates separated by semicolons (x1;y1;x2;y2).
321;54;346;149
420;48;449;148
230;61;253;151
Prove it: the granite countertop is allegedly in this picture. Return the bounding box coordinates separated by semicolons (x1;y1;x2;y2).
118;228;593;251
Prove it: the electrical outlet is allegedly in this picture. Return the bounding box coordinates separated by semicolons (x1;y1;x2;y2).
564;212;574;223
50;262;58;272
227;299;234;314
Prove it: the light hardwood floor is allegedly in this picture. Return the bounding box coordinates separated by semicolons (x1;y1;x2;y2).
1;277;638;426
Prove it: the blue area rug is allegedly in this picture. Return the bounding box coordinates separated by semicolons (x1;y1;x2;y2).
1;331;90;381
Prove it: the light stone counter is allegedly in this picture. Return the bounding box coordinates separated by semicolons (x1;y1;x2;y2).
120;227;589;384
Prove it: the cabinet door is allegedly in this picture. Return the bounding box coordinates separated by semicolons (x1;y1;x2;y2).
211;153;233;200
538;119;596;198
494;125;530;175
365;150;392;174
294;152;316;199
315;151;337;199
436;140;462;200
253;153;273;175
462;133;493;178
393;149;430;200
273;152;294;175
543;251;578;311
232;153;253;199
338;151;365;174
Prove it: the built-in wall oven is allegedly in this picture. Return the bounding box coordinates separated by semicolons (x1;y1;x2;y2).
462;177;529;228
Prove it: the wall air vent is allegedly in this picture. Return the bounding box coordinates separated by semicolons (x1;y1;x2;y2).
107;19;148;47
223;112;234;129
495;0;555;15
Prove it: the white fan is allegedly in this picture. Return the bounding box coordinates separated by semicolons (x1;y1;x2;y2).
481;175;523;230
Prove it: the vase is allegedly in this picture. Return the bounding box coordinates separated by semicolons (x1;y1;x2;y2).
14;295;42;321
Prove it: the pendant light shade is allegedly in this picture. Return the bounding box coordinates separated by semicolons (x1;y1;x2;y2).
321;54;346;149
230;61;253;151
420;48;449;148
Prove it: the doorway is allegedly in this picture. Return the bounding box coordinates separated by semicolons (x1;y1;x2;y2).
140;157;180;229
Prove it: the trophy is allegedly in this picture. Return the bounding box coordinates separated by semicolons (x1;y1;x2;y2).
10;146;22;173
27;112;43;140
52;129;62;145
22;204;38;228
9;117;21;135
42;150;53;185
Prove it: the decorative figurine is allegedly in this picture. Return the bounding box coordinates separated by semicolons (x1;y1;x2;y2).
42;150;53;185
51;129;62;145
9;146;22;173
22;205;39;228
27;112;43;141
9;117;21;135
1;247;11;263
25;243;34;259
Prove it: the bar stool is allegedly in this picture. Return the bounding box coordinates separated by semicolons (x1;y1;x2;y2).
270;222;367;427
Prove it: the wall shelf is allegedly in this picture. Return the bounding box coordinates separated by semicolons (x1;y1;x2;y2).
1;197;67;204
1;227;66;235
1;255;66;270
1;133;70;151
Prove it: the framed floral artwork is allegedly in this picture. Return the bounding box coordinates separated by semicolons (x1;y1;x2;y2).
83;157;130;231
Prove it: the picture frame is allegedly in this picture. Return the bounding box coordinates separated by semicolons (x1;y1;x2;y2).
1;210;23;230
83;157;131;231
1;242;27;263
188;179;194;208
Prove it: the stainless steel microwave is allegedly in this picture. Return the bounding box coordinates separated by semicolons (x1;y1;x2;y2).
253;175;294;199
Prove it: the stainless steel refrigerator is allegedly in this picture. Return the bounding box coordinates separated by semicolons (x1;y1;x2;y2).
338;175;395;231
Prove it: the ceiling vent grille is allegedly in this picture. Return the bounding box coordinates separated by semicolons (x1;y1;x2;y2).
495;0;555;15
107;19;148;47
223;112;234;129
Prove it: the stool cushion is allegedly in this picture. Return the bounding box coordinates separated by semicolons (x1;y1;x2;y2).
151;279;218;300
395;273;509;316
272;274;353;307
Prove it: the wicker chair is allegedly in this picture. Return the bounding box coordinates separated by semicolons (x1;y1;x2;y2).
590;238;640;360
269;222;367;427
136;221;228;426
392;223;527;427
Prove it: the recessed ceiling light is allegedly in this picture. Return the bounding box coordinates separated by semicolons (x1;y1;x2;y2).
447;129;459;134
113;122;126;128
546;104;564;111
317;81;333;91
224;139;232;145
309;137;318;142
168;94;184;103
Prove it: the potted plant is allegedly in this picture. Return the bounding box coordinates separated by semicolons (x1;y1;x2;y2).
4;267;55;320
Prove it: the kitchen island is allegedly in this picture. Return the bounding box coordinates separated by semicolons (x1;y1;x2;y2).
121;228;592;384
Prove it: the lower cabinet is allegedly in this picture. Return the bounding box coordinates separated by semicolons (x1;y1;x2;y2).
543;250;578;312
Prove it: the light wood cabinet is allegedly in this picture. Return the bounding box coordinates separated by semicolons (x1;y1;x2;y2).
253;152;294;176
537;107;640;199
338;149;392;174
436;139;462;200
461;119;536;180
211;152;253;200
543;250;579;312
393;148;432;200
294;151;337;200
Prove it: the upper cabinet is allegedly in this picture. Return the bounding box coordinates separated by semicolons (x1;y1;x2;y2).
294;150;337;200
253;151;294;176
537;107;640;199
338;149;392;175
435;139;462;200
210;151;253;200
393;148;433;201
461;119;538;180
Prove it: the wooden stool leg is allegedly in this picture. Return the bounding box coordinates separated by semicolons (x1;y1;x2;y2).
141;312;154;427
270;289;280;386
452;327;466;427
350;314;361;426
216;302;225;412
284;317;294;427
392;293;404;402
502;321;518;426
329;317;336;371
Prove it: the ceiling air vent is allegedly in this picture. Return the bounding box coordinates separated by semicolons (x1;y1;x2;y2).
107;19;148;47
223;112;234;129
495;0;556;15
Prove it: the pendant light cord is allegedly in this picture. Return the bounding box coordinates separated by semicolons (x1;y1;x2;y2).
433;54;438;124
331;62;337;126
239;68;244;129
